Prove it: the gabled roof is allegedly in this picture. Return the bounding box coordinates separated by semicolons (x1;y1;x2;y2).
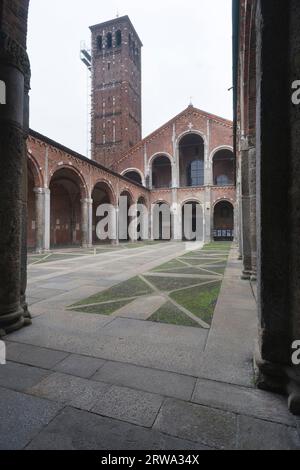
113;105;233;168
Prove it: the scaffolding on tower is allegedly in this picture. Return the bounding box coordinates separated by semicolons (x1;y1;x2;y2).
80;41;92;159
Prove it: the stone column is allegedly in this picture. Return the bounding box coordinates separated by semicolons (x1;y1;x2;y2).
114;206;120;245
20;63;31;324
286;0;300;413
171;163;177;188
204;188;211;243
44;188;50;251
254;0;300;413
87;198;93;247
81;198;89;248
0;18;31;336
240;142;252;279
204;156;212;187
171;199;181;241
248;143;257;280
34;188;51;253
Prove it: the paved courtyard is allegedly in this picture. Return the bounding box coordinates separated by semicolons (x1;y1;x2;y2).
0;242;299;450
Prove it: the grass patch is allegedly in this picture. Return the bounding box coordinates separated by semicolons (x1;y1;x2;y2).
37;254;85;264
143;275;205;292
152;259;187;272
70;300;131;316
202;266;226;275
182;253;217;260
71;276;153;307
202;242;232;251
156;267;212;275
121;241;161;249
170;282;222;325
148;302;200;328
178;257;210;266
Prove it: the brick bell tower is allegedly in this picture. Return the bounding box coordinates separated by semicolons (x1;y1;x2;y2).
90;16;142;167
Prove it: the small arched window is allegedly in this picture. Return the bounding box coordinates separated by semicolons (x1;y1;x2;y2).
116;30;122;47
216;175;230;186
188;160;204;187
97;36;103;51
106;33;112;49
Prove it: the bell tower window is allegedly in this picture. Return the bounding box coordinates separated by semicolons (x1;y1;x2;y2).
116;30;122;47
106;33;112;49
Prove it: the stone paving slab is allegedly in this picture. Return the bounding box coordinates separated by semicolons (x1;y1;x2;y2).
27;287;71;300
2;243;298;450
192;378;296;427
8;314;208;377
92;361;196;401
0;362;50;392
0;387;63;450
10;309;114;339
39;280;93;291
6;342;70;370
113;295;166;320
27;406;210;450
296;418;300;443
27;297;40;306
53;354;106;379
196;251;257;387
91;385;163;427
28;285;108;314
154;398;237;449
27;372;111;411
237;415;300;450
101;317;206;347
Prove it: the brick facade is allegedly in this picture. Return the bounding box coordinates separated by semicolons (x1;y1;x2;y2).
90;16;142;168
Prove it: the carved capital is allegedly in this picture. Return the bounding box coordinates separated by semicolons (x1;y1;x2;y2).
0;30;31;89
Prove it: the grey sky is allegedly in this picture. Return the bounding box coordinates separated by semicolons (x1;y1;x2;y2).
28;0;233;156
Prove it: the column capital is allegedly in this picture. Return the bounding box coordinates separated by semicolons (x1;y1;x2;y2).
81;198;91;204
0;31;31;89
34;187;50;195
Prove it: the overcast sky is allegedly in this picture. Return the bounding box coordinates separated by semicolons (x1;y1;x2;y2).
28;0;233;157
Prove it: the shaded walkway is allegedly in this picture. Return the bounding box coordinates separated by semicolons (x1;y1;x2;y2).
0;243;299;450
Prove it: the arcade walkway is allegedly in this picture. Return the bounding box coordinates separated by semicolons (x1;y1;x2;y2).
0;243;299;450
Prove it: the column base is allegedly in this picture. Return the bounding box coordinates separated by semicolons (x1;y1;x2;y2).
21;300;32;326
241;270;252;280
0;307;27;338
254;346;300;415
